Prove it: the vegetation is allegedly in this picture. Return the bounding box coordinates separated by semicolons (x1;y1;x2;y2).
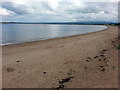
115;45;120;50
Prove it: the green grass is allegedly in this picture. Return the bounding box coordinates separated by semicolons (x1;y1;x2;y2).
115;45;120;50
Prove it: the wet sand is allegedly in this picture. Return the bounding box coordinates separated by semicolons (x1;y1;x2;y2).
2;26;119;88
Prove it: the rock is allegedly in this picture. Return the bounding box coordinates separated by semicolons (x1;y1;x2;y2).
106;65;108;66
100;51;105;54
43;72;46;74
56;85;64;89
73;70;75;73
102;49;106;52
101;68;105;72
87;57;91;60
99;59;101;61
59;85;64;88
100;66;104;68
103;58;106;61
86;60;89;62
59;77;73;84
94;56;98;58
17;61;20;62
86;57;91;62
100;54;104;57
112;41;115;43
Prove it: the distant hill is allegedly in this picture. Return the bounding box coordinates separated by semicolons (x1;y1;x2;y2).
0;21;119;25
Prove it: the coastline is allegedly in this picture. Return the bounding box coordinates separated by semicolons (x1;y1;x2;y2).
2;25;118;88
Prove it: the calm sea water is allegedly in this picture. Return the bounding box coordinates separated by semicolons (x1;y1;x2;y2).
1;24;107;45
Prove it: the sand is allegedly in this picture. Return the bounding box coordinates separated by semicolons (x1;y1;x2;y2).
2;26;119;88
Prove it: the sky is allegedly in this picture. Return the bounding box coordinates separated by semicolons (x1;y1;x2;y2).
1;0;119;23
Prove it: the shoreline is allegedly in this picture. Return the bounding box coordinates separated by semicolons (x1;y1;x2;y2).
2;26;108;47
2;26;118;88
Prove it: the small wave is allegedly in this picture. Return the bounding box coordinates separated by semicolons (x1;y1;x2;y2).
0;43;13;46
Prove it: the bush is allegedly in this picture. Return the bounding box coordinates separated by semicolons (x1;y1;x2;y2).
115;45;120;49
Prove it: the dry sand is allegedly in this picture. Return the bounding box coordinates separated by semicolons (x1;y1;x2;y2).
2;26;119;88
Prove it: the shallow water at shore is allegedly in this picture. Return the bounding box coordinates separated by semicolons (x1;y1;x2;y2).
1;24;107;45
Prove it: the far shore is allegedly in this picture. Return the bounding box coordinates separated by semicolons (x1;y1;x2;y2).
2;25;119;88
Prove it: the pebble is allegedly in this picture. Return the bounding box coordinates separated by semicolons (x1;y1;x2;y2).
101;68;105;72
85;66;87;69
43;72;46;74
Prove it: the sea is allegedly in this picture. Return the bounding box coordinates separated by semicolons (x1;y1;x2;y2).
1;24;107;45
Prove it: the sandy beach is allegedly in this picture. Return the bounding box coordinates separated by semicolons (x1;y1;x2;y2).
2;26;119;88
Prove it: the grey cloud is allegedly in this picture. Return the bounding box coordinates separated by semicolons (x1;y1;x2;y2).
41;2;53;11
2;2;32;15
1;1;118;22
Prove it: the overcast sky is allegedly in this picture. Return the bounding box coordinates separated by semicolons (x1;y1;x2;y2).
1;0;119;22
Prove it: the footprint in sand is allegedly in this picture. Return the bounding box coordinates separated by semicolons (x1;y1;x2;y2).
46;46;52;48
6;67;15;72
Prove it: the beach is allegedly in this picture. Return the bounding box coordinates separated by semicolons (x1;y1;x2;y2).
2;26;119;88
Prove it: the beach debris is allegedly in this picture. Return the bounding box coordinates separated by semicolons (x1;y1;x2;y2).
99;59;108;72
86;57;91;62
86;60;89;62
115;45;120;50
98;49;108;63
101;68;105;72
112;66;117;70
56;76;73;89
6;67;15;72
59;77;73;84
111;39;118;47
67;72;72;76
56;85;65;89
